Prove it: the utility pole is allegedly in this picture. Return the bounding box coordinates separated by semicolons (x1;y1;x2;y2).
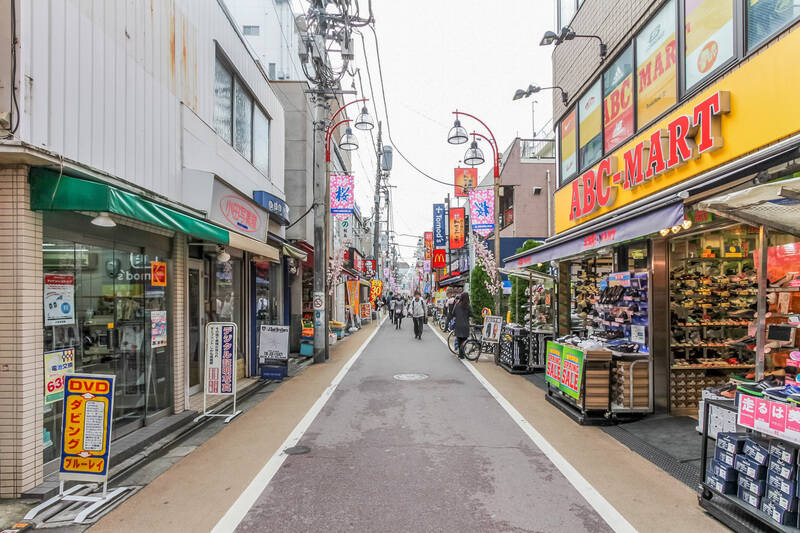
373;121;382;284
312;95;328;363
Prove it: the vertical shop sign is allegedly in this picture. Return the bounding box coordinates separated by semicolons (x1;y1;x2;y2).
258;325;289;363
603;46;634;152
433;204;447;247
150;310;167;348
330;174;355;220
347;280;359;318
432;249;446;269
59;374;114;481
449;208;465;249
206;323;237;395
423;260;431;273
44;274;75;326
559;346;584;400
364;259;376;278
44;348;75;404
454;168;477;197
424;232;433;260
545;341;563;387
469;189;495;237
150;261;167;287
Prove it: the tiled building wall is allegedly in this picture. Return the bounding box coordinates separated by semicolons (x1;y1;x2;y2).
552;0;663;122
171;234;187;413
0;165;44;498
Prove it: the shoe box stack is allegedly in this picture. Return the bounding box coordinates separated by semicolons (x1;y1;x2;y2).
670;370;729;411
611;359;649;409
582;348;613;411
707;432;800;526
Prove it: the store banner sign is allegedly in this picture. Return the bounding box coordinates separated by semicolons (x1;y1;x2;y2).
258;325;289;363
150;310;167;348
449;207;465;249
206;323;237;395
545;341;563;387
347;280;359;317
330;174;355;220
59;374;114;481
44;274;75;326
360;303;371;320
454;168;477;197
432;249;446;269
209;180;268;241
423;259;431;273
433;204;447;247
469;189;495;237
559;346;584;400
737;394;800;445
424;231;433;260
364;259;376;278
44;348;75;405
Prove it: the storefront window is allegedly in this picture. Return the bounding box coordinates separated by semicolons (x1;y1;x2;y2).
559;0;576;29
42;231;172;465
559;108;578;184
578;80;602;169
683;0;734;91
747;0;800;51
636;0;677;127
603;46;634;152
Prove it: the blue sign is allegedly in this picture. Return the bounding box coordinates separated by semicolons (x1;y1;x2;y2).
253;190;290;226
433;204;447;247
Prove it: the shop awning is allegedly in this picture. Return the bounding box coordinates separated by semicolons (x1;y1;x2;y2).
439;274;466;287
229;233;280;262
699;177;800;237
30;169;228;244
504;202;685;270
282;243;308;262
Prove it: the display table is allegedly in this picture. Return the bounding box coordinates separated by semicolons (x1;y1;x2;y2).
544;341;613;425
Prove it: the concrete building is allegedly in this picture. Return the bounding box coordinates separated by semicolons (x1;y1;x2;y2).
0;0;290;497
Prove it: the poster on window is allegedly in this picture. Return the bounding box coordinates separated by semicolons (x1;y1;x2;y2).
684;0;734;90
449;207;465;249
454;168;477;197
636;0;676;127
560;109;577;181
433;204;447;247
44;274;75;326
603;47;634;152
578;80;602;168
44;348;75;405
258;325;289;363
150;310;167;348
330;174;355;220
469;189;495;237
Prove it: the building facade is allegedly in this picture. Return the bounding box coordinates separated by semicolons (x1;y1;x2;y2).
0;0;290;497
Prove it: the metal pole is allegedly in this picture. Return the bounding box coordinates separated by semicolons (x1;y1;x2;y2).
445;194;451;274
755;224;768;380
313;96;328;364
494;177;501;365
373;122;382;284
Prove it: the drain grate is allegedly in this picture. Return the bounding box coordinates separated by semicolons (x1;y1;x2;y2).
602;425;701;490
284;445;311;455
393;373;429;381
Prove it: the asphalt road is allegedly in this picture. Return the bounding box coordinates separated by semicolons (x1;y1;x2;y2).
233;321;613;532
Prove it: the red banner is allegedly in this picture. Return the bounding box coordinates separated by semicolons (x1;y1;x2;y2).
424;231;433;260
432;249;446;269
454;168;477;197
449;207;465;250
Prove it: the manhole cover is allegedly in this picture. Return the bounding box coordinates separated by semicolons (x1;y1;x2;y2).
284;445;311;455
393;373;429;381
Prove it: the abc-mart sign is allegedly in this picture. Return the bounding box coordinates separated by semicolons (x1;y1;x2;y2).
567;91;729;224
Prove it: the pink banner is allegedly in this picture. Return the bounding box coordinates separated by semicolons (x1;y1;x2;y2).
738;395;800;445
330;174;354;221
469;189;495;237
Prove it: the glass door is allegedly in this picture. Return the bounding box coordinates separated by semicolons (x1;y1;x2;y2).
188;260;204;395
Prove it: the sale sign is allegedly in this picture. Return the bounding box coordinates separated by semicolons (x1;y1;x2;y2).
545;341;563;387
330;174;355;220
59;374;115;481
44;348;75;404
449;207;465;249
559;346;584;400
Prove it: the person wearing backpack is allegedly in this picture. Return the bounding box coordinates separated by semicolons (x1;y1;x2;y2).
409;291;427;340
393;296;405;330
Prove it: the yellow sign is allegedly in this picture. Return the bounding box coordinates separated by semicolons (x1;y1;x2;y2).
554;27;800;233
60;374;114;481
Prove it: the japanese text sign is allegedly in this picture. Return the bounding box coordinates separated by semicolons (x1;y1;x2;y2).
449;208;465;249
469;189;495;237
424;232;433;260
454;168;477;197
44;274;75;326
738;393;800;445
559;346;585;400
206;323;237;395
330;174;355;220
545;341;563;388
258;325;289;364
433;204;447;247
59;374;114;482
44;348;75;405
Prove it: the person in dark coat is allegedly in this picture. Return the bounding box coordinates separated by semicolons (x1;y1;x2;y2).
452;293;471;359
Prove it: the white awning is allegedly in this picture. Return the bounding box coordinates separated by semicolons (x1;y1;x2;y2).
228;232;280;262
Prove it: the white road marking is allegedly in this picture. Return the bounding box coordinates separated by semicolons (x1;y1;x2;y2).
428;324;637;533
212;316;387;533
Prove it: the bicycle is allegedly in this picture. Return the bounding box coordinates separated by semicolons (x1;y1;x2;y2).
448;324;487;361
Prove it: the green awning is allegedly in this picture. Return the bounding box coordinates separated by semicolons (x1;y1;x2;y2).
29;168;229;244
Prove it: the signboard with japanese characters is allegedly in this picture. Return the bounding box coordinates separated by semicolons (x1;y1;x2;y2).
59;374;115;482
44;274;75;326
150;310;167;348
330;174;355;220
454;168;477;197
258;325;289;363
738;394;800;445
469;189;495;237
206;323;237;396
209;180;268;241
44;348;75;405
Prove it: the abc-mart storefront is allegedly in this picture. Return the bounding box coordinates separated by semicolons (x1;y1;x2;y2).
505;23;800;419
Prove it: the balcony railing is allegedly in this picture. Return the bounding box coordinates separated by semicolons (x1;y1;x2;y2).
520;138;555;160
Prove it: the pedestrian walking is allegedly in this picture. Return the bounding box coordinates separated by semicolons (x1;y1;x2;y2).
388;293;395;323
452;293;471;359
409;291;427;340
393;296;405;329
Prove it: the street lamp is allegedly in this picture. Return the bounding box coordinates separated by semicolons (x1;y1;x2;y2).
354;106;375;131
540;26;607;57
463;136;485;166
512;84;569;106
447;119;469;145
339;126;359;151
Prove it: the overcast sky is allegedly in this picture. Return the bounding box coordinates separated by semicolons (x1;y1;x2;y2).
294;0;556;263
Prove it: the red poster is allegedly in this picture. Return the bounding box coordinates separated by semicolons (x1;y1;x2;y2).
432;249;446;269
449;207;465;250
738;394;756;427
454;168;477;197
787;407;800;439
603;74;634;152
424;232;433;260
770;401;788;433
